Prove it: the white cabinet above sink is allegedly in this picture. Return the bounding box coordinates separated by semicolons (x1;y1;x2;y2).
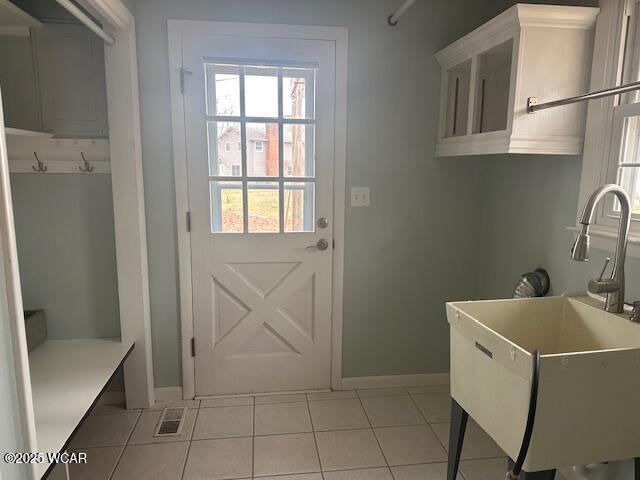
435;4;599;157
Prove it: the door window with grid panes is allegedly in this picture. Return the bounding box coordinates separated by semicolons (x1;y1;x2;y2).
205;62;316;234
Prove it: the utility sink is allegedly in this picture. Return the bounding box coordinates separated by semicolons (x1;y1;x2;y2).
446;294;640;471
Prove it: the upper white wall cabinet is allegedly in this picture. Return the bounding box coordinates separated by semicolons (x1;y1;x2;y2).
435;4;599;157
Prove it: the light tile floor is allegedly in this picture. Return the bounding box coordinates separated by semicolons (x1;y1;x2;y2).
50;387;517;480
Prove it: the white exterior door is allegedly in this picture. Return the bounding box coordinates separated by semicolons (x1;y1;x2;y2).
181;33;336;396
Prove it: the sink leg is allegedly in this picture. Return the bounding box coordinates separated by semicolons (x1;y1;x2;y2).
508;458;556;480
447;399;468;480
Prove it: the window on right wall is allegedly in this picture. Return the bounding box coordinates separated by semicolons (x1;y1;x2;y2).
576;0;640;253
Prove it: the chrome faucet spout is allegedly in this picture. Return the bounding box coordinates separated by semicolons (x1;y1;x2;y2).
571;184;631;313
571;224;590;261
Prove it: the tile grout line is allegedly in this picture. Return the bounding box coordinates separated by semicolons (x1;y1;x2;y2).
306;391;357;402
407;390;506;474
106;409;143;479
199;402;260;410
252;395;256;479
250;460;503;479
406;390;431;426
387;386;414;479
407;389;453;459
105;444;126;480
357;390;391;470
405;389;455;475
305;395;325;479
178;441;192;480
124;410;143;445
186;425;403;441
179;402;202;480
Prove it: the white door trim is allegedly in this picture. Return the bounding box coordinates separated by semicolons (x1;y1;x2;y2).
168;20;348;398
83;0;156;409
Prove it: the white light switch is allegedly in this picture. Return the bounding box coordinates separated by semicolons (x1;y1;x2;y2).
351;187;370;207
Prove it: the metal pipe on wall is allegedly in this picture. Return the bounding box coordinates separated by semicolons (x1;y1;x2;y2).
55;0;115;45
527;80;640;113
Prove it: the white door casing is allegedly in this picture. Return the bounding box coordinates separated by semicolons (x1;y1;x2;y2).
181;32;337;395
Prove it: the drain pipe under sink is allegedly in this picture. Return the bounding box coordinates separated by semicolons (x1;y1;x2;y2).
506;350;541;480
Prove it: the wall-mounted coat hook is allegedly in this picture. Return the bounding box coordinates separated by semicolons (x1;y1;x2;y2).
78;152;94;173
32;152;47;173
387;0;416;26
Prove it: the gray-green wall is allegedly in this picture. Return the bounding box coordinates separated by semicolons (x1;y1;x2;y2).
11;174;120;340
131;0;514;386
476;154;640;301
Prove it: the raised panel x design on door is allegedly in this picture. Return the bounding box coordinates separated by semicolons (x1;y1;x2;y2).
182;33;335;395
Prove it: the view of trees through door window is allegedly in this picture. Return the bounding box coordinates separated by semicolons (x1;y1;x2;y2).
205;62;316;233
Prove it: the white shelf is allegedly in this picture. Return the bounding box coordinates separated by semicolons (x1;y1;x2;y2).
29;338;134;478
0;0;41;36
5;127;53;139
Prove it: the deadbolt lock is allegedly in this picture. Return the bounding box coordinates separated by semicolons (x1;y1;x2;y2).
317;217;329;228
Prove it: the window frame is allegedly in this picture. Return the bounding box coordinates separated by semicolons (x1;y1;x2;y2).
255;140;264;152
574;0;640;255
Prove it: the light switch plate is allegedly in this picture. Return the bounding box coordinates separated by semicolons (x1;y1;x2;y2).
351;187;370;207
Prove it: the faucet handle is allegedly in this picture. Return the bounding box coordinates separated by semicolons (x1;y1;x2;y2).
589;257;618;294
597;257;611;281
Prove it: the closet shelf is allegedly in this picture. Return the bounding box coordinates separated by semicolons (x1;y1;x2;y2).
5;127;53;139
29;338;134;479
0;0;42;36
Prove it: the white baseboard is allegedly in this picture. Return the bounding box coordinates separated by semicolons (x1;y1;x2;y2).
155;386;184;402
340;373;450;390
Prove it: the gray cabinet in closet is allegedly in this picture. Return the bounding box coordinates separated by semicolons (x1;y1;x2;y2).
34;23;108;138
0;35;40;131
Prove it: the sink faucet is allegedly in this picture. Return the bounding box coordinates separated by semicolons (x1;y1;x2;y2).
571;184;631;313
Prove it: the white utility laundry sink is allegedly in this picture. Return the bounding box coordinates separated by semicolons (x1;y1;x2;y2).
446;294;640;471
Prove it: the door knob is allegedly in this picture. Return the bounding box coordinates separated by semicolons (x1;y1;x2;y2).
306;239;329;251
